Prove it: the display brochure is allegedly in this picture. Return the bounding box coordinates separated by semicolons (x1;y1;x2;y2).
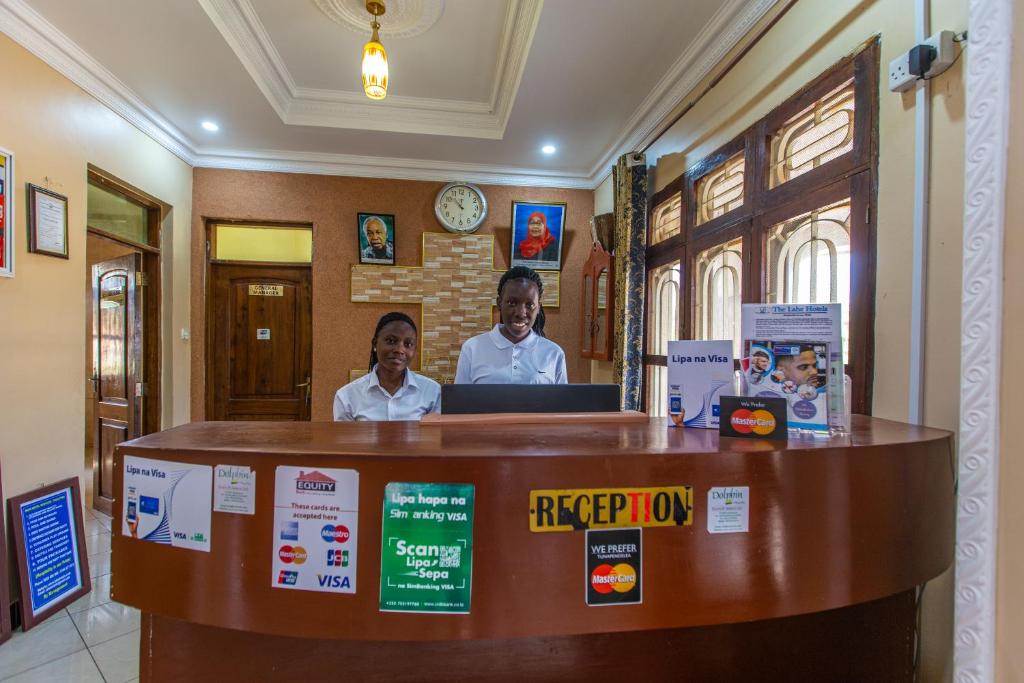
719;395;788;440
666;340;733;429
271;466;359;594
379;482;475;614
741;304;845;431
742;340;830;432
122;456;212;552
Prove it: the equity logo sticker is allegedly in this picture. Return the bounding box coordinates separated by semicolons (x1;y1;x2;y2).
729;409;776;435
295;470;336;493
278;545;308;564
590;563;637;594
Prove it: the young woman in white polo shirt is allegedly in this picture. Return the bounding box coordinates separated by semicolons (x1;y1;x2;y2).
333;312;441;421
455;266;567;384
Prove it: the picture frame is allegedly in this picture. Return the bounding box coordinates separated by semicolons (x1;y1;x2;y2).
510;201;566;271
357;213;395;265
8;477;91;631
0;460;11;645
27;183;69;259
0;147;14;277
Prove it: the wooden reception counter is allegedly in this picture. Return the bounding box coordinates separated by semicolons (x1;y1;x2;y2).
112;415;954;681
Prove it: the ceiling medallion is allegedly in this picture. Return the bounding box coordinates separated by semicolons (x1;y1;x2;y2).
314;0;444;38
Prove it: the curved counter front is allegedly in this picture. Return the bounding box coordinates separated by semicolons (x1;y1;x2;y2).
112;416;954;681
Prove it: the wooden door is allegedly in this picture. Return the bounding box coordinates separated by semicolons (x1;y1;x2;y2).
92;254;142;515
209;264;312;421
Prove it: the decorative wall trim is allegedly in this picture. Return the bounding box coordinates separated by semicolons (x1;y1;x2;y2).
197;0;542;139
193;148;594;189
955;0;1012;680
0;0;196;166
584;0;777;183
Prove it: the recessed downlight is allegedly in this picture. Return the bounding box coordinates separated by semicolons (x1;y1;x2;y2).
541;144;557;155
201;121;220;132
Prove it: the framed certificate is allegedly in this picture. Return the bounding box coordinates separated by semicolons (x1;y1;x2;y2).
27;183;69;259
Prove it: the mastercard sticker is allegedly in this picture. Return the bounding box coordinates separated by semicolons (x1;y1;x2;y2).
718;395;788;440
585;528;642;606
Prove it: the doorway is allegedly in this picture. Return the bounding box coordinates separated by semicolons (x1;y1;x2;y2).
85;168;165;514
205;222;313;421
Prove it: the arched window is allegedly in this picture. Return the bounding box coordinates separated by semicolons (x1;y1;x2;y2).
695;238;743;358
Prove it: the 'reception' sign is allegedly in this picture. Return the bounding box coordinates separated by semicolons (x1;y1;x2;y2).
380;482;475;614
529;486;693;532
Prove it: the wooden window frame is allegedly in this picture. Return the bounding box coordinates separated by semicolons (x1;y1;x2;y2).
642;39;879;415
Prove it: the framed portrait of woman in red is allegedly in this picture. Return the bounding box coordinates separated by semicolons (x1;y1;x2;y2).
510;201;565;271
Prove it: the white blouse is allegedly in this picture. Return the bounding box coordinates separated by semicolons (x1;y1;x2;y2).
333;367;441;421
454;325;567;385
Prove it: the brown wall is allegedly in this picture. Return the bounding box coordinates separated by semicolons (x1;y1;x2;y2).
190;169;595;421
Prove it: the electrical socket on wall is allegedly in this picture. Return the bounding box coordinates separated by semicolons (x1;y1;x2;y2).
889;52;915;93
889;30;961;93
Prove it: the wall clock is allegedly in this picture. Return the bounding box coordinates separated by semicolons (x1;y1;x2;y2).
435;182;487;234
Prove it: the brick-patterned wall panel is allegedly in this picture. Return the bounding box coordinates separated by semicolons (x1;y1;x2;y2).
352;233;559;383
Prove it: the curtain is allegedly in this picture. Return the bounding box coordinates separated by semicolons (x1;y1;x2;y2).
612;153;647;410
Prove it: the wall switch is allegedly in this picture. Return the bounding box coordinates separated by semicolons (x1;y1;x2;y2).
889;52;915;92
181;328;190;341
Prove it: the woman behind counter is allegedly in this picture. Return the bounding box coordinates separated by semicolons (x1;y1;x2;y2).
333;312;441;421
454;265;567;385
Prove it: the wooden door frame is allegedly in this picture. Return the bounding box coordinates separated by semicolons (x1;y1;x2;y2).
87;165;167;437
203;219;314;421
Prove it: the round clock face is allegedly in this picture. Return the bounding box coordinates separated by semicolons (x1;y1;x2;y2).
435;182;487;234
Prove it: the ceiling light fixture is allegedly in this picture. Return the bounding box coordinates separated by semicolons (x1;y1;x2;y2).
201;121;220;132
541;144;557;155
361;0;389;100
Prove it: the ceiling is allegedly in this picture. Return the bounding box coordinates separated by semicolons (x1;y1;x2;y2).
1;0;777;188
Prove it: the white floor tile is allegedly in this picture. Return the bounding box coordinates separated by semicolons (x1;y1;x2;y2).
85;531;111;556
0;649;103;683
0;614;86;679
70;602;140;647
67;572;112;615
83;518;106;536
89;629;140;683
93;512;113;531
88;550;111;579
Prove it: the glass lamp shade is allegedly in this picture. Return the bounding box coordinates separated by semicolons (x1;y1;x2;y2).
362;39;389;100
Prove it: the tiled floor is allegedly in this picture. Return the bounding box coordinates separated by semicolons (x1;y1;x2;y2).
0;506;139;682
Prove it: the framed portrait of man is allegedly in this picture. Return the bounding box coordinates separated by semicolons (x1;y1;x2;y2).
357;213;396;265
510;201;565;271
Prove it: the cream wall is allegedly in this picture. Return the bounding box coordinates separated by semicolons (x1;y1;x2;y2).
0;33;192;507
620;0;966;679
996;1;1024;679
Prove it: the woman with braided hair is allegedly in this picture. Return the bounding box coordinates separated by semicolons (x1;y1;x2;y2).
333;311;441;420
454;265;567;384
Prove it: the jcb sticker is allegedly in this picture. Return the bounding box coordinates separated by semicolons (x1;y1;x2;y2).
529;487;693;532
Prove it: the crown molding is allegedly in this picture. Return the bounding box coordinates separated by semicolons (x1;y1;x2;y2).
0;0;197;166
198;0;542;139
955;0;1011;681
193;147;594;189
585;0;777;184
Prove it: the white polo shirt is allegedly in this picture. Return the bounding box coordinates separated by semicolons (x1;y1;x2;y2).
454;325;568;385
333;367;441;421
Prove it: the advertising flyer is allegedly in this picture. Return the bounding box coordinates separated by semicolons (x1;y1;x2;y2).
744;340;830;432
213;464;255;515
741;304;845;431
585;528;642;606
707;487;750;534
19;488;83;615
666;340;733;428
272;466;359;594
122;456;212;552
380;482;475;614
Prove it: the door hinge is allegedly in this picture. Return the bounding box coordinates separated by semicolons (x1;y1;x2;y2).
135;271;148;287
135;382;146;397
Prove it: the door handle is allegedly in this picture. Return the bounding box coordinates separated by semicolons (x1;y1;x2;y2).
296;376;311;406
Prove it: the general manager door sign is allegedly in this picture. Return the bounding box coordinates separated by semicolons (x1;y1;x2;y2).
380;482;475;614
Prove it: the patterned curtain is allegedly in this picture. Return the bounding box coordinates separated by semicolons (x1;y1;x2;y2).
612;153;647;410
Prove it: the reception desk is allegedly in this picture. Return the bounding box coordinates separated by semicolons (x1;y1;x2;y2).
112;416;954;681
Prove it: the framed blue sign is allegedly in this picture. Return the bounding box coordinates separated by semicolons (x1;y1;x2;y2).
8;478;91;630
